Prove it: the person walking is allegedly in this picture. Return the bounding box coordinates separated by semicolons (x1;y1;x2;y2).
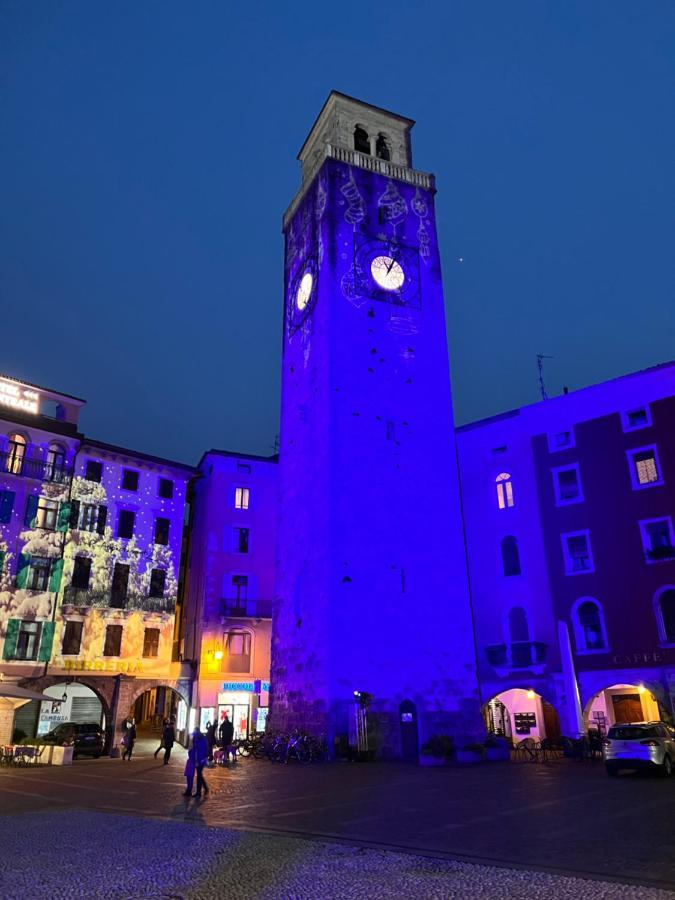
206;720;217;762
219;714;235;763
121;719;136;761
153;718;168;759
183;727;209;798
162;718;176;765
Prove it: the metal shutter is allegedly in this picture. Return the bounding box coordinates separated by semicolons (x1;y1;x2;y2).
71;696;103;725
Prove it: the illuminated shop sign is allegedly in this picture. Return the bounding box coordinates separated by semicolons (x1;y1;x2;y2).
222;681;255;692
0;378;40;415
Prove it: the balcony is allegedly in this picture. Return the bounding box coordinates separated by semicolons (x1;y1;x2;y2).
0;451;72;484
219;597;273;619
646;545;675;562
62;586;176;614
486;641;548;674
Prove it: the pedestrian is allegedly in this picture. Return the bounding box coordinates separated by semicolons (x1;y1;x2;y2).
153;718;168;759
219;714;235;763
183;727;209;798
162;717;176;765
121;718;136;761
206;720;217;762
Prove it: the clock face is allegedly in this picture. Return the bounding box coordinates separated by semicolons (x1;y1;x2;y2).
371;256;405;291
296;271;313;311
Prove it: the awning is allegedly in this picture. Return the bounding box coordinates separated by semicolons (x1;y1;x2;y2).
0;684;55;703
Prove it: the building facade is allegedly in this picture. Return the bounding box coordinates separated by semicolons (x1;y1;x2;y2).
181;450;277;739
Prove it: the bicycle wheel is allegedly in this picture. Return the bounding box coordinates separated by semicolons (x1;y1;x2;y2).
237;740;251;757
296;738;312;765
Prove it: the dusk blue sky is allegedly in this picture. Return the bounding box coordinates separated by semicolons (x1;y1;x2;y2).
2;2;674;464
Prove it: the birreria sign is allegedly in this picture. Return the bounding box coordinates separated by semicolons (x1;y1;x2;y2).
0;378;39;414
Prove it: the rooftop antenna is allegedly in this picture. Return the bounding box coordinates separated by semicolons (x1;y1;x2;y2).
537;354;554;401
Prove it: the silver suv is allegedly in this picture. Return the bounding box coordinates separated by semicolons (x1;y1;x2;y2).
603;721;675;777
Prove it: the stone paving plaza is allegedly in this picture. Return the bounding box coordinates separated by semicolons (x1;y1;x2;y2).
0;738;673;898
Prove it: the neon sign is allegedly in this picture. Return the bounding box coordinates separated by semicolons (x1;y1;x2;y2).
0;378;39;415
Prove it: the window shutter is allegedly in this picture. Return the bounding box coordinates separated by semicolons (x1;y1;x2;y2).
49;558;64;593
3;619;20;660
24;495;39;527
96;505;108;535
69;499;80;529
38;621;55;662
57;502;71;533
0;550;5;574
0;490;15;524
15;552;31;589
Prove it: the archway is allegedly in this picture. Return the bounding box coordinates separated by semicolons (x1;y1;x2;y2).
13;679;109;745
483;688;560;743
129;684;190;748
583;682;668;736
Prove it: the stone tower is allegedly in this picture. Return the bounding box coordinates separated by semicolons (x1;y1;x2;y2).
270;92;481;756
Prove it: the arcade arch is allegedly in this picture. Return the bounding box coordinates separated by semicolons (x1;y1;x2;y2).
583;682;668;735
483;687;561;743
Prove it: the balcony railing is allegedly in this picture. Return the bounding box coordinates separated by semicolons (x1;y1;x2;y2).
0;451;72;484
62;586;176;614
646;545;675;562
219;597;273;619
486;641;548;671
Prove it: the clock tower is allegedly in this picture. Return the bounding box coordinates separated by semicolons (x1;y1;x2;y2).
270;92;481;754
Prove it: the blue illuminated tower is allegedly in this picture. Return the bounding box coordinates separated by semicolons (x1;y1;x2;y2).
271;93;480;755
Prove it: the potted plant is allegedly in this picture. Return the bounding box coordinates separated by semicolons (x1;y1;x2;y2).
483;735;511;761
455;742;486;764
419;734;453;766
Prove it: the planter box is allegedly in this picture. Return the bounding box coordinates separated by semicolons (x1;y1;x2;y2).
50;746;73;766
485;747;511;762
419;754;449;767
455;750;485;764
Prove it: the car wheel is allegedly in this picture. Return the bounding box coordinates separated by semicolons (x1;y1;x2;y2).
660;755;672;778
605;764;618;777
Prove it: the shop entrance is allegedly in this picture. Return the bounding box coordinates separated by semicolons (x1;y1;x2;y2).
217;693;251;740
584;683;665;734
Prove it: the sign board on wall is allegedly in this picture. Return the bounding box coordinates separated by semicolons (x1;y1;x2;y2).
37;697;71;735
0;377;39;415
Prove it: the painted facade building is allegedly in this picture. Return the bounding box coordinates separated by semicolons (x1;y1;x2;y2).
457;362;675;740
270;92;482;755
0;373;195;747
181;450;278;739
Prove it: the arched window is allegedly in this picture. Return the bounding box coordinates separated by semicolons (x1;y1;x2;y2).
508;606;529;643
501;536;521;576
375;133;391;160
496;473;514;509
572;598;608;652
354;125;370;154
655;588;675;643
5;433;26;474
45;442;66;482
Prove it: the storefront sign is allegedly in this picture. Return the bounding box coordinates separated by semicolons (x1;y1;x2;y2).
0;377;39;415
612;651;664;666
59;657;144;673
222;681;254;692
38;697;71;735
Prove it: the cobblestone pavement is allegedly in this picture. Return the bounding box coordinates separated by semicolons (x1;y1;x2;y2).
0;738;673;896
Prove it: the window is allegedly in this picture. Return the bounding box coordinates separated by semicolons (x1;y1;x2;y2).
354;125;370;154
5;433;26;474
236;462;251;474
235;527;250;554
85;460;102;483
562;531;594;574
640;518;675;562
622;406;651;432
15;620;42;660
45;444;66;482
121;469;139;491
71;556;92;590
80;503;98;532
548;429;574;452
103;624;123;657
553;464;583;504
491;445;507;455
28;557;51;591
235;487;250;510
507;606;529;643
142;627;160;658
375;133;391;161
0;489;15;524
36;497;59;530
149;568;166;598
496;473;514;509
655;588;675;644
154;517;170;545
222;630;251;673
62;620;83;656
628;447;662;489
158;478;174;499
572;598;608;652
111;563;129;607
501;536;521;576
117;510;135;540
232;575;248;604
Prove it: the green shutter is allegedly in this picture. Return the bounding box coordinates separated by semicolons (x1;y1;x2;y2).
0;550;5;574
3;619;20;660
57;502;70;533
24;495;39;527
48;557;64;593
0;490;15;524
15;552;31;589
37;621;55;662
